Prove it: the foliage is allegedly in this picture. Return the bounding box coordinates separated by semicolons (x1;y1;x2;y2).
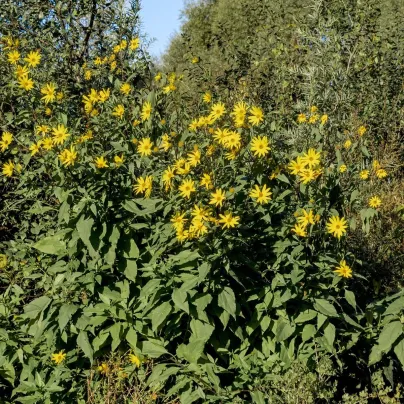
0;0;403;403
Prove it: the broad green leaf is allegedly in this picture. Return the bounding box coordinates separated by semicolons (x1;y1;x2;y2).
33;236;65;255
384;296;404;316
76;216;97;258
302;324;316;342
198;262;210;281
190;319;214;342
77;331;93;363
251;391;266;404
217;287;236;318
176;339;205;363
124;259;137;282
276;319;295;342
140;340;168;358
172;289;189;314
276;173;290;184
126;328;138;349
369;346;383;366
295;310;317;323
393;337;404;368
23;296;51;319
58;304;78;331
345;290;356;310
377;321;403;353
323;322;336;352
151;301;172;331
314;299;338;317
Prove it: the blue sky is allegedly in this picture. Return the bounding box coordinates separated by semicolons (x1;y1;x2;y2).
140;0;185;57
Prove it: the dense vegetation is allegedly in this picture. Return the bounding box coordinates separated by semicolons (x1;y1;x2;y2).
0;0;403;403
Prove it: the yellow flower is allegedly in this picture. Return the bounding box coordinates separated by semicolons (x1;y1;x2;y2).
151;392;158;400
15;64;30;78
29;142;41;156
200;173;212;190
154;72;162;81
84;69;92;80
133;119;141;127
191;205;211;222
7;50;20;64
297;209;315;227
0;131;13;152
42;137;53;150
0;254;7;269
179;179;196;199
334;260;352;278
376;168;387;179
308;114;319;124
110;60;117;71
250;136;270;158
95;156;108;169
94;57;103;65
2;161;14;177
112;104;125;119
209;189;226;208
114;154;124;167
189;218;208;238
326;216;348;239
128;354;141;367
130;37;140;50
359;170;369;180
344;140;352;149
137;138;153;157
299;169;316;184
249;184;272;204
187;149;201;167
59;146;78;167
339;164;347;173
98;363;109;374
41;83;56;104
171;212;187;231
160;134;171;151
141;101;152;121
301;148;321;168
291;223;307;237
202;92;212;103
18;75;34;91
320;114;328;125
357;125;366;136
133;176;153;198
120;83;131;95
218;212;240;229
297;113;307;123
162;166;175;190
52;124;70;145
98;88;110;102
248;106;264;126
310;106;318;113
287;156;305;175
209;102;226;122
51;350;66;365
191;56;199;64
369;196;381;208
224;131;241;150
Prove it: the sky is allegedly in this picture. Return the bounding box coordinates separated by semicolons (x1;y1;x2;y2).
139;0;185;57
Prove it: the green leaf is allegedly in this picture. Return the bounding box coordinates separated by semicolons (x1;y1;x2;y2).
377;321;403;353
190;319;214;342
33;236;65;255
177;339;205;363
302;324;316;342
314;299;338;317
323;322;336;352
77;331;93;363
295;310;317;323
105;226;120;265
276;319;295;342
393;337;404;368
76;216;97;258
276;174;290;184
23;296;51;319
198;262;210;281
126;328;138;349
345;290;356;310
217;287;236;318
384;296;404;316
172;289;189;314
251;391;266;404
123;239;140;259
123;259;137;282
369;346;383;366
58;304;78;331
151;301;172;331
140;340;168;358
